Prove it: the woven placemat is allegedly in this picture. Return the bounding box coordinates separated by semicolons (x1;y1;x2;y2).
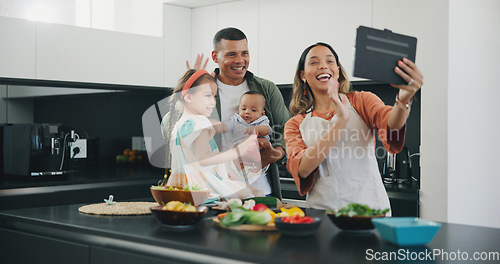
78;202;159;216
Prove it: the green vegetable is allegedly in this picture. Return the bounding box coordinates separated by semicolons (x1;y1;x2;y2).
220;202;271;227
327;203;390;217
182;184;200;191
246;211;272;225
220;210;249;227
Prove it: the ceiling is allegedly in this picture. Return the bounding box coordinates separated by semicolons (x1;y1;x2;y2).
162;0;242;8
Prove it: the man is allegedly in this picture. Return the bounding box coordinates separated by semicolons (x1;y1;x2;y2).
191;27;290;198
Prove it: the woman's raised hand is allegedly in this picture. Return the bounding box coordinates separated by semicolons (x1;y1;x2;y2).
328;82;350;128
391;58;424;103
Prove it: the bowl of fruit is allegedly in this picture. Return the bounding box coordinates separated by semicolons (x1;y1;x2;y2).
150;201;208;227
326;203;389;232
116;148;144;165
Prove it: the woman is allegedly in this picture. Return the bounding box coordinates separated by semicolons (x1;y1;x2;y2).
284;42;423;213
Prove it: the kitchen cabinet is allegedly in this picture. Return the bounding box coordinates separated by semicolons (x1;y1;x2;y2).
163;5;192;88
373;0;423;61
218;0;260;75
0;16;163;90
190;0;423;85
191;5;218;73
258;0;372;84
188;1;259;76
0;17;36;79
190;0;372;84
0;228;89;264
90;246;186;264
36;23;163;87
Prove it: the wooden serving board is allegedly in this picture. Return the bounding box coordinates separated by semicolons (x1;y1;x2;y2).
212;217;276;232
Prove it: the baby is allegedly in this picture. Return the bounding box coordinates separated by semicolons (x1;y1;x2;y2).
221;91;272;149
216;91;272;196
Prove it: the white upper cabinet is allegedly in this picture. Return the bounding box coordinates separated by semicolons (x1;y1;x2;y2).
372;0;423;61
258;0;372;84
217;0;260;75
0;17;36;79
36;23;164;87
191;5;218;73
163;4;192;88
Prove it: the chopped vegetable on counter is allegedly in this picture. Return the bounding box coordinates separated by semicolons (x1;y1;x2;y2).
279;207;305;217
281;215;315;224
219;202;272;227
242;199;255;210
252;204;269;211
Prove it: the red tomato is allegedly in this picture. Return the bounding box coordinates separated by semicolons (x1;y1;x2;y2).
282;215;314;224
252;204;269;211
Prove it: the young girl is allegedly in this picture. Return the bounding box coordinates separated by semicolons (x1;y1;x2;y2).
284;43;423;213
163;69;263;200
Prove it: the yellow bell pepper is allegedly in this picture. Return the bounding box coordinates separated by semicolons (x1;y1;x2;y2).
265;209;277;223
279;207;305;217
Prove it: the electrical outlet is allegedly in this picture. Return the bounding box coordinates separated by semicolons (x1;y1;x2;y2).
71;139;87;158
132;136;152;151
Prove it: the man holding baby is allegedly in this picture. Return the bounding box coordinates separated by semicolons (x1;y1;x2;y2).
190;27;290;198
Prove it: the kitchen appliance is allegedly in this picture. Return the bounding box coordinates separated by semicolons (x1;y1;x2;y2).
0;123;76;177
382;146;414;185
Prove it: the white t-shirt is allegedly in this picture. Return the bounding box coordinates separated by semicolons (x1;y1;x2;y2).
216;78;271;196
217;79;249;122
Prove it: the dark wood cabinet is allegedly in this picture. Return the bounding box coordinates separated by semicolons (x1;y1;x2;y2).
0;228;89;264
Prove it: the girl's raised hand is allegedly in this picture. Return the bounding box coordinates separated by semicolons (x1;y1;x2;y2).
237;133;260;162
186;54;209;70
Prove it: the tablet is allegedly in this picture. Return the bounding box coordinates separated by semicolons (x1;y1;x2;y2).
353;26;417;85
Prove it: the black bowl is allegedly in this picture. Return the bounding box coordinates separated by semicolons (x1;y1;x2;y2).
274;217;322;237
150;205;208;226
327;213;385;231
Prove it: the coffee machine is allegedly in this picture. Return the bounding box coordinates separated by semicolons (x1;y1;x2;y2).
0;123;74;177
382;146;415;185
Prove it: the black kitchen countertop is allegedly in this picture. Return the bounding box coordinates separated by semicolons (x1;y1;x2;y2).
0;165;163;210
1;203;499;263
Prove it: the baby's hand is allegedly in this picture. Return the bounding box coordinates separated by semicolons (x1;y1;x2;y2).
243;127;256;135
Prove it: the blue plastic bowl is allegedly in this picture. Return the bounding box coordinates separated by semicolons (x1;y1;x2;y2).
372;217;441;246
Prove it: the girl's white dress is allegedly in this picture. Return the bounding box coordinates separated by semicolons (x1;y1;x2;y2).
167;114;263;200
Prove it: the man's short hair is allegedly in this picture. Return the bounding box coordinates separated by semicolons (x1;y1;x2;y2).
213;27;247;50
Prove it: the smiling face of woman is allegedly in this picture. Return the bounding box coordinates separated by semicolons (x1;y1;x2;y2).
301;45;340;93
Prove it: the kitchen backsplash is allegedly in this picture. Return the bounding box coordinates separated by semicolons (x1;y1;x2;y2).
32;82;420;178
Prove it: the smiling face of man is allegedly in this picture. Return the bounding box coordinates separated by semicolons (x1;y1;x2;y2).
212;39;249;86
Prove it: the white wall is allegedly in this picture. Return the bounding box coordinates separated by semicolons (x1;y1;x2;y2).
447;0;500;228
419;0;450;223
